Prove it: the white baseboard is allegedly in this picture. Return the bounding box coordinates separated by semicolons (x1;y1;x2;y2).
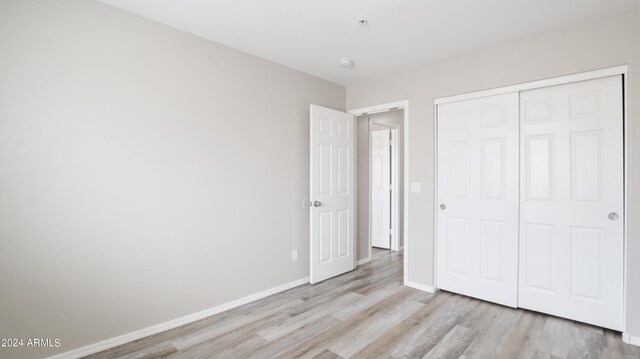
623;332;640;347
405;280;437;293
48;277;310;359
357;257;371;266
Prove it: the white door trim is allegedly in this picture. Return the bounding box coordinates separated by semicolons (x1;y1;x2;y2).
369;121;400;253
349;101;409;287
434;65;628;105
390;127;400;252
622;70;630;339
433;65;629;335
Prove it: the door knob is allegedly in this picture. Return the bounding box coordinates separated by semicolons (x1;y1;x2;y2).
313;201;322;207
440;204;446;210
608;212;619;221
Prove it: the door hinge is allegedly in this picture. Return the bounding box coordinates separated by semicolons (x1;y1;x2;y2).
389;228;393;235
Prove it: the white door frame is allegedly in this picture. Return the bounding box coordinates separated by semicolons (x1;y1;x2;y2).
369;120;400;253
433;65;630;337
348;100;409;287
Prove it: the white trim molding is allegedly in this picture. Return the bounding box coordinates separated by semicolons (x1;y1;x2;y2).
357;257;372;266
348;100;408;117
623;71;630;336
623;333;640;347
47;277;310;359
405;281;437;293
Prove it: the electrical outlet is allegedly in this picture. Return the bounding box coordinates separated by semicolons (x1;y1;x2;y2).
292;250;298;261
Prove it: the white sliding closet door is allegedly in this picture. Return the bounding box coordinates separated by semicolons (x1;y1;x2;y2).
519;76;624;330
437;93;519;307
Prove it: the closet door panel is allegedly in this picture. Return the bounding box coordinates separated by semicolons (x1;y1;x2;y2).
518;75;624;330
436;93;519;307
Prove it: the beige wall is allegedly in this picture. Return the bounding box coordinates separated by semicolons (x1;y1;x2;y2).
0;0;344;358
347;11;640;336
356;110;405;261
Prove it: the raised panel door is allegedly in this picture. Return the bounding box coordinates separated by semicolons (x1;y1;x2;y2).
518;76;624;330
436;93;519;307
310;105;355;284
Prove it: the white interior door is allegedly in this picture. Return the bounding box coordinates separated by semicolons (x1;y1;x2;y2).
310;105;355;284
436;93;519;307
371;128;391;249
518;76;624;330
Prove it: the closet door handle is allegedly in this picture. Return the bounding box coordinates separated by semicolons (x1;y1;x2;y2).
440;204;446;210
608;212;619;221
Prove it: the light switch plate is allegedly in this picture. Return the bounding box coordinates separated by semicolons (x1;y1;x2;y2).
410;182;422;193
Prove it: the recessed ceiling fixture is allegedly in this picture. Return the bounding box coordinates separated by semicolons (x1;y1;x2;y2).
358;19;368;27
338;58;354;68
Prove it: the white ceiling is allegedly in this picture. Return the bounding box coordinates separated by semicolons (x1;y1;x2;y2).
98;0;639;86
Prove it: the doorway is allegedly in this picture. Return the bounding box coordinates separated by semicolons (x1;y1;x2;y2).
308;101;409;285
356;108;404;264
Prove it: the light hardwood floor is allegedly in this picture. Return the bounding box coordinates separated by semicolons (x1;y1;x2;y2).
87;249;640;358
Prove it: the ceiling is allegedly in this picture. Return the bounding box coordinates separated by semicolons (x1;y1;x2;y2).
97;0;639;86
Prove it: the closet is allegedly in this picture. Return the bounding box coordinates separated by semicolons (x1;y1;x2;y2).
436;75;624;331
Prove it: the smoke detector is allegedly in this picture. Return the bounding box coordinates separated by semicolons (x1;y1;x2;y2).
338;58;354;68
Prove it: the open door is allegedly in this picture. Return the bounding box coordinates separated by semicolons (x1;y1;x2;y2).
371;128;391;249
310;105;356;284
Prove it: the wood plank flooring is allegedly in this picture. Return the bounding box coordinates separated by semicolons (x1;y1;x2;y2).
86;249;640;359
